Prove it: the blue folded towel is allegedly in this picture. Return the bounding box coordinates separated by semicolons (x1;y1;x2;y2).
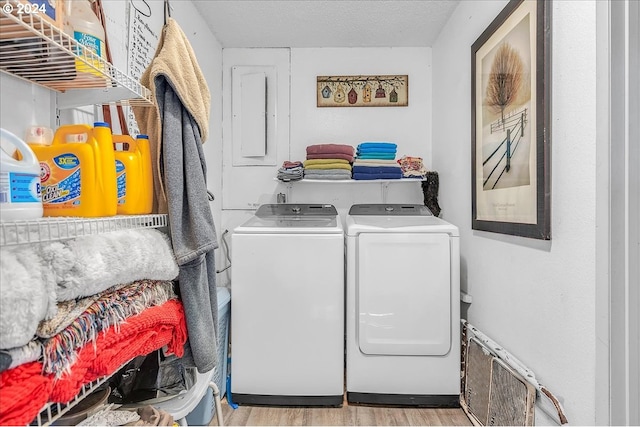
352;165;403;175
358;142;397;150
356;147;397;154
353;172;403;180
355;153;396;160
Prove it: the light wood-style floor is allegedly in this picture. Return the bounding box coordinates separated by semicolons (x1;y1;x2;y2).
210;399;472;426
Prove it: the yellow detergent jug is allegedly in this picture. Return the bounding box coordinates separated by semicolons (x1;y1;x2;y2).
0;128;44;222
30;122;117;217
112;134;153;215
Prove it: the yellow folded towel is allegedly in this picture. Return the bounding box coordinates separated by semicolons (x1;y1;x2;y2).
304;163;353;171
303;159;350;166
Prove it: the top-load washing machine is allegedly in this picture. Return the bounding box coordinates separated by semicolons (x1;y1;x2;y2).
231;204;344;406
345;204;460;406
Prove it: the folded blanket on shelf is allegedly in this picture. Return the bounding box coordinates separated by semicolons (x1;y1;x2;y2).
306;144;355;156
51;300;187;402
36;297;97;339
353;171;403;180
355;153;396;160
41;229;178;301
306;153;355;162
277;165;304;182
304;168;352;175
356;147;397;154
397;155;427;178
303;158;350;166
353;159;400;167
304;174;352;180
353;165;403;175
41;280;176;376
0;361;53;427
304;169;352;180
278;166;304;174
303;163;352;171
0;244;57;350
0;341;42;373
357;142;397;150
0;300;187;427
281;161;303;169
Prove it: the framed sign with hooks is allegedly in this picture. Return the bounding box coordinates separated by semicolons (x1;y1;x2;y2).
317;75;408;107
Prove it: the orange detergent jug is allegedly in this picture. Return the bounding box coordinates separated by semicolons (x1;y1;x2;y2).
29;122;117;217
112;134;153;214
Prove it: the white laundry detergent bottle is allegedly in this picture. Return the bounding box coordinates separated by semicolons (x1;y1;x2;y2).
65;0;107;78
0;128;44;222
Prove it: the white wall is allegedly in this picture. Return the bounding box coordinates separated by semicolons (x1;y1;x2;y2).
218;47;433;278
433;1;598;425
0;75;56;138
288;47;432;216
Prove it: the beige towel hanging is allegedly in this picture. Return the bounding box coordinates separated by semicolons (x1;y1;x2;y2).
132;18;211;213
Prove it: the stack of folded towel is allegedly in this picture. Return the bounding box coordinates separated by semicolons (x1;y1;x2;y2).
352;142;403;180
277;161;304;182
397;155;427;179
304;144;355;180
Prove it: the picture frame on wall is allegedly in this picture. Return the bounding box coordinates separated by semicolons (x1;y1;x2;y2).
471;0;551;240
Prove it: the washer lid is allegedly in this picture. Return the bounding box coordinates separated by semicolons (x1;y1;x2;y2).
346;204;459;236
235;204;342;233
348;204;432;216
256;203;338;217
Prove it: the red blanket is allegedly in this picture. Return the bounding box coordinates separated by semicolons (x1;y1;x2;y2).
306;144;355;156
0;300;186;426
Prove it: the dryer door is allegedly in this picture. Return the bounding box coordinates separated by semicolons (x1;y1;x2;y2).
357;232;451;356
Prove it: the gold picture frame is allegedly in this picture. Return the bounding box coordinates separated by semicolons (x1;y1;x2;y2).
317;75;408;107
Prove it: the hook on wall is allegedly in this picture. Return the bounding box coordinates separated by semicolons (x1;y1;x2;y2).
164;0;171;24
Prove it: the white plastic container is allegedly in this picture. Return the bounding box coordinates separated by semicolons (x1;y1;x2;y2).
0;128;44;222
65;0;107;77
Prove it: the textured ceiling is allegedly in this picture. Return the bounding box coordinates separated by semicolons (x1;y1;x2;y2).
191;1;460;48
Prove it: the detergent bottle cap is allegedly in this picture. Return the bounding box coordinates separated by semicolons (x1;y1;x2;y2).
24;126;54;146
136;134;149;139
94;121;110;128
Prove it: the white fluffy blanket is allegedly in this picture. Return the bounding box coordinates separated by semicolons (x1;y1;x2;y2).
43;229;178;301
0;245;57;349
0;229;178;350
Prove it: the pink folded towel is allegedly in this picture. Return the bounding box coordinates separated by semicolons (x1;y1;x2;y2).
306;153;355;162
306;144;355;156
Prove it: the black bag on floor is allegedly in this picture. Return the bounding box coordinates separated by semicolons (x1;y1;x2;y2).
109;350;197;404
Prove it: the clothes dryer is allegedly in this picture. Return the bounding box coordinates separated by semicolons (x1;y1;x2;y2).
346;204;460;406
231;204;344;406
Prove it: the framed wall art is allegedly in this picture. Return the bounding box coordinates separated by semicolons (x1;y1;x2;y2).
471;0;551;240
317;75;408;107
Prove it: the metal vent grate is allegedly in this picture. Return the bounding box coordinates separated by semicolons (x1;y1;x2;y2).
462;333;536;426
